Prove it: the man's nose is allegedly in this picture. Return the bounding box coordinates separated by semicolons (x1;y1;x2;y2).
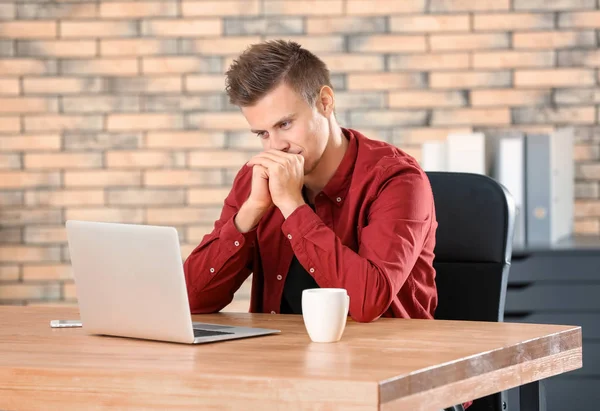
269;134;290;152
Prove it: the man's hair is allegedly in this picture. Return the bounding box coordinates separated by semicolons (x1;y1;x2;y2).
225;40;332;107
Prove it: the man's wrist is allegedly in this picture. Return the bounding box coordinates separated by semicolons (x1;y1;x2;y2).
234;201;269;233
278;198;305;219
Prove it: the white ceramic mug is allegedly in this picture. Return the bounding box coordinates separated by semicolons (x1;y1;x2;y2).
301;288;349;343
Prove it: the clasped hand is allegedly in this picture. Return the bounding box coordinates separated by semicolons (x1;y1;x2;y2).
247;149;305;218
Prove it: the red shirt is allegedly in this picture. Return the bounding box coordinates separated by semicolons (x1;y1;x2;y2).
184;127;438;322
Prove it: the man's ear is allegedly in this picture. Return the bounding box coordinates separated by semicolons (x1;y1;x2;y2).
318;86;335;115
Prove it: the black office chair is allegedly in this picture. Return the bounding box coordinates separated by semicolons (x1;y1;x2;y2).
427;172;516;411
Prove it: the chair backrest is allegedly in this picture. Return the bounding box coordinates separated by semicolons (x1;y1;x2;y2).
428;171;516;322
428;172;516;411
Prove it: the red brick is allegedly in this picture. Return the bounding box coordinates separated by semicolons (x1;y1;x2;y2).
389;91;467;108
191;36;262;55
182;0;260;16
100;1;178;18
104;77;182;94
0;171;60;188
100;39;177;56
0;4;15;20
0;134;61;151
473;51;555;68
388;53;470;70
0;97;58;113
106;151;185;168
390;15;469;32
0;154;21;169
141;19;222;37
0;283;61;300
0;266;19;282
60;59;138;75
63;170;141;187
0;208;62;226
144;170;223;186
575;201;600;217
349;110;428;127
574;144;600;161
558;50;600;67
146;131;226;149
554;88;600;104
63;282;77;300
25;190;104;206
514;0;596;11
575;219;599;234
17;40;97;57
471;90;551;106
347;73;425;90
0;116;20;133
0;246;61;263
188;151;253;168
0;21;57;38
24;152;102;169
346;0;425;15
188;188;236;205
320;54;384;72
262;35;344;53
22;264;72;281
512;107;595;124
559;11;600;28
264;0;342;15
0;79;20;96
24;115;103;132
146;207;221;225
186;112;249;131
108;189;185;205
0;59;52;75
515;69;596;87
227;132;266;150
306;16;386;34
24;227;68;245
142;57;219;74
23;77;103;95
431;108;510;126
474;13;554;30
61;21;137;38
430;71;511;89
62;96;140;113
430;33;509;51
0;192;23;206
429;0;510;11
391;127;472;145
107;113;183;131
514;31;596;49
185;75;226;92
17;3;97;19
348;35;426;53
65;208;145;224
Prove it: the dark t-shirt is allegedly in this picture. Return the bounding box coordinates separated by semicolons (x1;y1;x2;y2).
279;200;320;314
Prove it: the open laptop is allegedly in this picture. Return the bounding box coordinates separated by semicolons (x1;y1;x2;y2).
65;220;280;344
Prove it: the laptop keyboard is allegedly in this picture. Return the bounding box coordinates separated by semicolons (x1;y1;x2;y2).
193;328;234;338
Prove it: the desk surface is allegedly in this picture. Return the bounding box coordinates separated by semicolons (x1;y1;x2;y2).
0;306;582;411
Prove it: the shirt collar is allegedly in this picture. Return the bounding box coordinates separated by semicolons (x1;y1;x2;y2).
319;127;358;207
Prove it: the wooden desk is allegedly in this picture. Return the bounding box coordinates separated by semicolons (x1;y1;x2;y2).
0;306;581;411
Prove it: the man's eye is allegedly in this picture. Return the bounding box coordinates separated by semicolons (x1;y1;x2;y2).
280;121;292;129
256;131;268;139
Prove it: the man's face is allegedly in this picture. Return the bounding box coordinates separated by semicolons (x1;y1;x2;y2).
241;82;330;175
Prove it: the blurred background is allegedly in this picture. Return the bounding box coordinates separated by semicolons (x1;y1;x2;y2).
0;2;598;307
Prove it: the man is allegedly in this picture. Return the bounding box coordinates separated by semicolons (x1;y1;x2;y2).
183;40;438;323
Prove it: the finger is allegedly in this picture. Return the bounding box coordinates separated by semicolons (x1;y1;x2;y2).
247;156;278;170
254;151;290;166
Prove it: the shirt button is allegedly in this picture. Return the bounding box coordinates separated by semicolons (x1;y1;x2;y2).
270;311;276;314
277;275;282;280
287;234;292;239
234;241;240;246
336;197;342;203
309;268;315;273
209;268;215;273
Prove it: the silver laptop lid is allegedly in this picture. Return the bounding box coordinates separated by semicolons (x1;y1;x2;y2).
65;220;195;344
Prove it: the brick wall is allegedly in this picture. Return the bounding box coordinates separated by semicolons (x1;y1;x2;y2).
0;0;599;306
